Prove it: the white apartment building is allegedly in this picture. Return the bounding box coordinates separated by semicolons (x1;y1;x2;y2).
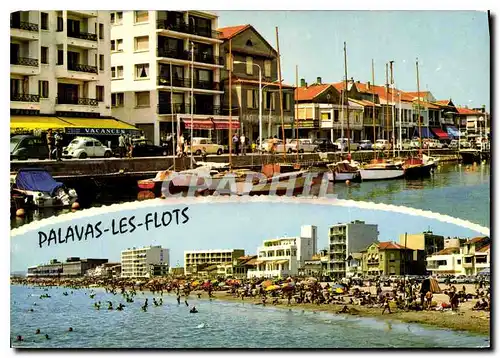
121;245;170;278
426;248;464;275
328;220;379;279
9;11;132;136
110;10;238;145
184;249;245;275
247;225;317;279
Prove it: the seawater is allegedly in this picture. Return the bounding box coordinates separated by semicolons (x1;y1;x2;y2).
11;285;489;349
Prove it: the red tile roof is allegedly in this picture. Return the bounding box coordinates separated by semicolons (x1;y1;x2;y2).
405;91;432;99
218;25;251;40
295;84;331;101
468;236;488;244
378;241;407;250
477;245;490;253
434;100;452;106
434;247;460;255
418;101;440;110
456;107;483;115
231;77;295;89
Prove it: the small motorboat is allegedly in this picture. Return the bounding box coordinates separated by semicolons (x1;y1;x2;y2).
358;160;405;181
11;168;78;208
327;161;362;183
422;154;438;168
403;157;434;179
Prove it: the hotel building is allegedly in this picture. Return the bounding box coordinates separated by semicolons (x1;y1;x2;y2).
10;11;136;137
110;10;239;145
121;245;170;278
184;249;245;275
247;225;317;278
327;220;379;279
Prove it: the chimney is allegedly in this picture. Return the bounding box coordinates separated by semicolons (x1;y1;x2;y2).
367;81;371;90
300;78;306;87
316;77;322;84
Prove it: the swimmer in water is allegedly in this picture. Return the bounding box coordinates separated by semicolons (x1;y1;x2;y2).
35;329;40;334
68;327;73;332
16;335;23;342
45;334;50;340
159;298;163;305
189;306;198;313
185;300;189;307
29;308;34;312
117;303;125;311
176;295;181;305
108;301;113;310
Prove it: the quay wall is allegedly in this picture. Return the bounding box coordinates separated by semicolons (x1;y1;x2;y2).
10;150;462;178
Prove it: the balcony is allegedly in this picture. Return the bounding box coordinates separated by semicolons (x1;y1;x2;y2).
11;56;38;67
67;31;97;42
11;94;40;102
157;76;220;91
158;103;188;115
10;93;40;111
56;63;99;81
157;48;223;68
462;262;474;268
156;20;222;40
11;56;39;76
56;96;98;108
68;63;98;74
59;30;98;49
11;20;39;32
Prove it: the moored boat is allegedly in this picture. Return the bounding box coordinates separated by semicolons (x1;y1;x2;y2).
358;160;405;181
327;161;362;183
11;168;78;208
403;157;433;179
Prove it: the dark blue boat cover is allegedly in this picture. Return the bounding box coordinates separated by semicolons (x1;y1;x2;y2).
413;127;434;138
15;168;64;196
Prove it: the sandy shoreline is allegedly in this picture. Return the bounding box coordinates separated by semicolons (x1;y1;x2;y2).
12;282;490;337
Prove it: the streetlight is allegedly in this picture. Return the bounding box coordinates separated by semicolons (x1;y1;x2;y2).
234;61;262;153
190;41;194;168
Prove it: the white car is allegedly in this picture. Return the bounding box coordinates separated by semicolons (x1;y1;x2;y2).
399;139;413;150
373;139;391;150
186;137;224;155
335;138;359;152
423;139;444;149
288;139;318;153
63;137;113;159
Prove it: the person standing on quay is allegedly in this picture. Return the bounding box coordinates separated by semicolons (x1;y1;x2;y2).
54;131;63;161
46;129;54;160
232;132;240;155
240;132;246;155
118;134;126;158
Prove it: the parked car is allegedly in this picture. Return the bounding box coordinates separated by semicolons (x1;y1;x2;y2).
313;138;338;152
373;139;391;150
450;275;468;284
399;139;413;150
423;139;444;149
10;135;49;160
335;138;359;152
410;139;421;149
288;138;318;153
358;140;373;150
274;139;295;154
63;137;113;159
449;139;471;149
131;138;169;157
186;137;224;155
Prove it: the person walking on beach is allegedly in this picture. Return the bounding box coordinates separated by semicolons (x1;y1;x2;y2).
381;295;392;315
425;290;433;310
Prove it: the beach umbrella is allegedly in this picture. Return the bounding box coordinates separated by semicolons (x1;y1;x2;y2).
333;284;345;289
191;281;200;287
420;277;441;294
262;280;273;288
335;287;345;294
478;268;490;276
266;285;280;291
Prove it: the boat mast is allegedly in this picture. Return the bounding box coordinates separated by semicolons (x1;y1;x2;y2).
385;63;389;152
229;39;233;169
398;88;402;158
344;42;350;154
416;58;422;157
372;59;376;160
276;27;286;160
390;61;395;158
170;61;175;171
340;86;344;156
295;64;299;162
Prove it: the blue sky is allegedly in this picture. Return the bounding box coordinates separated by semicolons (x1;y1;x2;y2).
217;11;490;110
11;202;483;272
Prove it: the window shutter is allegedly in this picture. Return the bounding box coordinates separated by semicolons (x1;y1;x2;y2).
135;11;149;23
135;36;149;51
247;89;253;109
246;56;253;75
264;60;271;77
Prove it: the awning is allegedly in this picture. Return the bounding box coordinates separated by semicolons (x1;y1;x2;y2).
430;127;450;139
283;120;318;129
182;118;215;130
63;118;140;136
275;260;288;265
10;116;71;134
413;127;434;138
446;126;460;138
213;120;240;130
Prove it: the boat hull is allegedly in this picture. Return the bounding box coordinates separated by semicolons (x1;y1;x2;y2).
359;168;405;181
404;163;434;179
330;171;362;183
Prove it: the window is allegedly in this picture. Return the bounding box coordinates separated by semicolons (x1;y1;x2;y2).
38;80;49;98
111;66;124;79
389;266;396;274
111;39;123;52
264;60;271;78
110;11;123;25
99;23;104;39
57;49;63;65
457;259;461;265
57;16;63;31
264;92;274;110
96;86;104;102
247;89;258;109
246;56;253;75
334;109;339;122
225;53;232;71
284;93;291;111
134;36;149;51
389;253;395;261
41;47;48;64
85;141;94;147
99;55;104;71
134;11;149;23
135;63;149;79
135;91;150;107
321;112;331;120
41;12;48;30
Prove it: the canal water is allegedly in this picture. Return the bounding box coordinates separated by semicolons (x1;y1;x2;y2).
11;285;489;349
10;163;490;229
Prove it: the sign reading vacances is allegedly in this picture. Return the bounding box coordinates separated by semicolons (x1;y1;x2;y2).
65;127;141;136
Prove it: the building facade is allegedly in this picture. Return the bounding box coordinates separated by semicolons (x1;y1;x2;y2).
27;257;108;277
9;11;137;139
219;24;295;142
248;225;317;278
184;249;245;275
111;10;238;145
121;246;170;278
361;241;423;276
327;220;379;279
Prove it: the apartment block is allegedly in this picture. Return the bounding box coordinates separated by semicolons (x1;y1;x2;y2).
184;249;245;275
327;220;379;279
111;10;239;146
121;245;170;278
27;257;108;277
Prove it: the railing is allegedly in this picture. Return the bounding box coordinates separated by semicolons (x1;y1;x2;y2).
158;103;221;115
10;20;39;32
67;31;98;41
193;52;224;66
11;56;39;67
11;94;40;102
157;48;190;60
67;63;98;73
156;20;221;39
157;103;188;115
157;48;223;66
56;96;98;106
157;76;220;91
